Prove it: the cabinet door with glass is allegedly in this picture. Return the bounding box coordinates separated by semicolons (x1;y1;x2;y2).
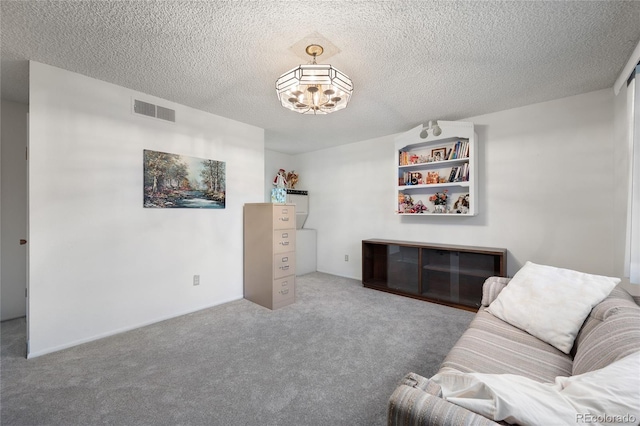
421;248;505;308
363;239;506;311
362;242;420;295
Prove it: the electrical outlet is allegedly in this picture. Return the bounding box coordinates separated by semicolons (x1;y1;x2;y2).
193;275;200;286
345;255;349;262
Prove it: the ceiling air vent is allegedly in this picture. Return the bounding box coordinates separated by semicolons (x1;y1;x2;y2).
133;99;176;123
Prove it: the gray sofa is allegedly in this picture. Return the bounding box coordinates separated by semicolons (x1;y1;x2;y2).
388;277;640;426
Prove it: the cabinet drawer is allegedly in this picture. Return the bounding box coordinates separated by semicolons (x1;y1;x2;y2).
273;230;294;254
274;252;296;279
273;276;294;300
273;205;294;229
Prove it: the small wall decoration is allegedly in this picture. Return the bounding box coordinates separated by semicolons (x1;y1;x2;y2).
143;149;225;209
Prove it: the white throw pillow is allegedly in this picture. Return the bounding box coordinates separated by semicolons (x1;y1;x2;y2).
487;261;619;354
431;351;640;426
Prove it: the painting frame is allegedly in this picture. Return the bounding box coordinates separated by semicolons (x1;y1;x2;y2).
143;149;226;209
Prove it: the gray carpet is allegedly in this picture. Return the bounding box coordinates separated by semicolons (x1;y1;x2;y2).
1;272;474;426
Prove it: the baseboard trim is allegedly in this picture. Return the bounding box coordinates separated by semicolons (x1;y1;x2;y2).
316;269;361;281
27;295;243;359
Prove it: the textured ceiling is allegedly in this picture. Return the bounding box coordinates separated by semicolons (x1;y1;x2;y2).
2;1;639;154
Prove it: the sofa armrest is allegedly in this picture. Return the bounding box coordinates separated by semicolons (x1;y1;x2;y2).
398;372;442;394
480;276;511;307
388;380;500;426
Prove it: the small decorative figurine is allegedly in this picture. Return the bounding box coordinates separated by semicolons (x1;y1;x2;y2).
414;200;428;213
273;169;287;188
427;171;439;184
398;193;415;213
286;170;299;189
453;193;470;214
410;172;422;185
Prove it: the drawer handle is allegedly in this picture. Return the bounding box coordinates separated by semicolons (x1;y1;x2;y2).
279;265;289;270
279;241;290;246
282;233;288;238
280;289;289;295
281;257;288;262
279;217;290;222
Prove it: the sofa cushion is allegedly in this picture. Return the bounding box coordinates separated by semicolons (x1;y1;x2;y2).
486;261;619;354
572;286;640;375
440;310;572;383
431;351;640;426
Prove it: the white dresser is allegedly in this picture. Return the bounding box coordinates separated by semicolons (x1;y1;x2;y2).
243;203;296;309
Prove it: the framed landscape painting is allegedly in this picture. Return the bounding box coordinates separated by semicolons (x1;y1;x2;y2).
143;149;225;209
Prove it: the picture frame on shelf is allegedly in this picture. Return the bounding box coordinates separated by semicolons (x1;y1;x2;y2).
431;147;447;161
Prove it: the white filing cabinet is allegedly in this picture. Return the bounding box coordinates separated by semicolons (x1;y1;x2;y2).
244;203;296;310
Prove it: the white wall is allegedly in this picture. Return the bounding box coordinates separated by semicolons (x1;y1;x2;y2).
28;62;264;357
1;100;28;321
297;89;617;279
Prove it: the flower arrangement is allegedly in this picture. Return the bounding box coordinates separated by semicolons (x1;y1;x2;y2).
398;193;429;214
429;190;448;206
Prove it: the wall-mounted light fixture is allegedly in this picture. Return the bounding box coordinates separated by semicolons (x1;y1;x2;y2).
420;120;442;139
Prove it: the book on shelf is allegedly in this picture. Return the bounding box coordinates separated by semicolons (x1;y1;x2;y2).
449;141;458;160
446;163;471;183
399;151;407;166
447;139;470;160
448;167;458;182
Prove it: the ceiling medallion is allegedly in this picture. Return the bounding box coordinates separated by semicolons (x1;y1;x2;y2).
275;44;353;115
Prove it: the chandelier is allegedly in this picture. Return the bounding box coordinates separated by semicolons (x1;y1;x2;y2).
275;44;353;115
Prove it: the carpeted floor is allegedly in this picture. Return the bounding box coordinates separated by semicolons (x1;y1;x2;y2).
1;272;474;426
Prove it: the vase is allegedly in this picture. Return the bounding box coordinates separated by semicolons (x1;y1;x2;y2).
434;204;446;214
